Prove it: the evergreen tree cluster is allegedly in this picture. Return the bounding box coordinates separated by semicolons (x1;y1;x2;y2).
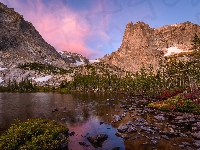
0;79;37;92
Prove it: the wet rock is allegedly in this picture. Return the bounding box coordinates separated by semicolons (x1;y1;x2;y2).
87;134;108;147
69;131;75;136
192;131;200;139
113;115;122;122
161;135;170;140
100;121;104;125
193;140;200;148
79;142;90;147
115;132;130;139
117;125;128;133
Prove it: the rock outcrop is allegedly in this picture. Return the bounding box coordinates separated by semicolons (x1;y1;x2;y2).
101;21;200;73
59;51;89;66
0;2;68;68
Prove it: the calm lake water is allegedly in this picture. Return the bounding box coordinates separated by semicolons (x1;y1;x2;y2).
0;92;198;150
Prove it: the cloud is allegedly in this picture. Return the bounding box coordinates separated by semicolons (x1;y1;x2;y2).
0;0;104;59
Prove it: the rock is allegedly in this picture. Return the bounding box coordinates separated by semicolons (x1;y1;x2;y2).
113;115;122;122
69;131;75;136
87;134;108;147
126;121;132;126
154;115;165;121
192;131;200;139
100;121;104;125
117;125;128;133
161;135;170;140
0;2;68;69
115;132;130;139
127;126;137;133
193;140;200;148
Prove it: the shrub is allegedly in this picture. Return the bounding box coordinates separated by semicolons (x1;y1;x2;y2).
0;119;69;150
148;94;198;113
156;88;185;100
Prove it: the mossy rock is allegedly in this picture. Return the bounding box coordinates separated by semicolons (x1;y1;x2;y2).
0;118;69;150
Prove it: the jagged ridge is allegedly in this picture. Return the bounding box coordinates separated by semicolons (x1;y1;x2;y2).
101;21;200;73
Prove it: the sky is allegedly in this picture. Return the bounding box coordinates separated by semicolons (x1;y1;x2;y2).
1;0;200;59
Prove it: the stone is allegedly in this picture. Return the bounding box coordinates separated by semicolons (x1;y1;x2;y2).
161;135;170;140
87;134;108;146
115;132;130;139
192;131;200;139
113;115;122;122
154;115;165;121
117;125;128;133
193;140;200;148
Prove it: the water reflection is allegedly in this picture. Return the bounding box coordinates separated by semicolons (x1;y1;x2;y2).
0;92;196;150
0;92;126;149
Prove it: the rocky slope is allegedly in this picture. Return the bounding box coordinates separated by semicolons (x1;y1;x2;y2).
0;2;68;68
101;21;200;73
0;2;94;86
59;51;89;66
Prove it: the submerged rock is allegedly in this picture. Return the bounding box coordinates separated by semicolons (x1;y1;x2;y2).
87;134;108;147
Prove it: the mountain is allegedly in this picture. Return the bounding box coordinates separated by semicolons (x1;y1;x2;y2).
101;21;200;73
0;2;68;68
59;51;89;66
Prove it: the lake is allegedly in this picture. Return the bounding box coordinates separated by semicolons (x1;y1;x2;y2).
0;92;199;150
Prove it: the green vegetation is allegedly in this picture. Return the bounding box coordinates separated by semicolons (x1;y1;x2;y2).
1;34;200;113
0;79;37;92
18;62;72;74
0;119;69;150
148;93;199;113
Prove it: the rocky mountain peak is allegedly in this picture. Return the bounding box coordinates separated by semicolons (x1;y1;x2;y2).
0;2;68;68
101;21;200;73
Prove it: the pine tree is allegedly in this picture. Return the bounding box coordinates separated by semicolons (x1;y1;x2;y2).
191;33;200;52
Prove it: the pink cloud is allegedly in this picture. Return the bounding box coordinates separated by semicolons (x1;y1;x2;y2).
0;0;105;59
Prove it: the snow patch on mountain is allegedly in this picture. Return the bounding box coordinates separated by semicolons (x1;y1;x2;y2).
89;59;100;63
32;75;52;82
164;47;184;56
75;59;85;66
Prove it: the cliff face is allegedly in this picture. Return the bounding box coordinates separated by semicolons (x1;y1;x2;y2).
101;21;200;73
0;2;68;68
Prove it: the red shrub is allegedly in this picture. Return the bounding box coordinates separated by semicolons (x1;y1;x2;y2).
156;88;185;100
